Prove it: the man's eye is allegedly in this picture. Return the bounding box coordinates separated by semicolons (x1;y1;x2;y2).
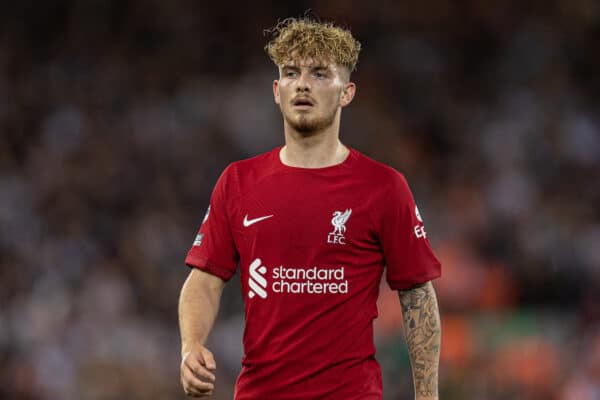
286;71;297;78
315;72;325;78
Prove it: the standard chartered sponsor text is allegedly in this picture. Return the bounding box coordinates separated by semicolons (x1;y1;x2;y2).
272;265;348;294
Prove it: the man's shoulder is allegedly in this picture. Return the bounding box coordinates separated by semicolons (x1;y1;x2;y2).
224;147;280;175
351;148;405;181
217;148;281;193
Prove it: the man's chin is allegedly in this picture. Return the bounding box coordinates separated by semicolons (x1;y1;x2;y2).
294;123;321;134
286;116;331;135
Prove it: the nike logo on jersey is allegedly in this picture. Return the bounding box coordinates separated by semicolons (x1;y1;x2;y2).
243;214;273;227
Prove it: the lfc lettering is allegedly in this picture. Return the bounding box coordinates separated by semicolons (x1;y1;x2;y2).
327;233;346;244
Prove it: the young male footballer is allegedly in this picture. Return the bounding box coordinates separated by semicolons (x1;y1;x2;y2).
179;17;442;400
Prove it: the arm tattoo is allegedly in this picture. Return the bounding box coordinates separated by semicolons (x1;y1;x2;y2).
398;281;441;399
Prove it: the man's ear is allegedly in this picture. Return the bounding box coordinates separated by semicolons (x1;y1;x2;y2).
273;80;280;104
340;82;356;107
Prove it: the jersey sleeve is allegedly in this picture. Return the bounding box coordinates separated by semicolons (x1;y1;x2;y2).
185;166;239;281
380;172;441;290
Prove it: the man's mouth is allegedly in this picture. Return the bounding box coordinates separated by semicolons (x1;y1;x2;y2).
292;97;315;108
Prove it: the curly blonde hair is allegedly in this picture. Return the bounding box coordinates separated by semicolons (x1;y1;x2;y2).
264;18;361;73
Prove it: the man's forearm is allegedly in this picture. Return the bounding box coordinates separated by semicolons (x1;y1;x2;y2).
398;281;441;400
178;269;224;355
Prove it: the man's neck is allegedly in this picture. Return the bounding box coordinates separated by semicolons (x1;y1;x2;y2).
280;126;349;169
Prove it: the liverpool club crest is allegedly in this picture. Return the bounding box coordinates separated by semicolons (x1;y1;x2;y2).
327;209;352;245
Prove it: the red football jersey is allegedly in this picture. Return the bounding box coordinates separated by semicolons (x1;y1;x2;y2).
185;147;441;400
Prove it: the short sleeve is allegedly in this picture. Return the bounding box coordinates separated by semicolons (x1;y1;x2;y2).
185;167;239;281
380;172;441;290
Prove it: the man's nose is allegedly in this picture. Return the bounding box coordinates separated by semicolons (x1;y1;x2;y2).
296;72;311;92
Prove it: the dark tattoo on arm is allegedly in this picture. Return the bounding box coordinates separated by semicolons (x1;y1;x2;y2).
398;281;441;399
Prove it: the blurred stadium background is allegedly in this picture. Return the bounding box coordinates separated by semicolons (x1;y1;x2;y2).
1;1;599;399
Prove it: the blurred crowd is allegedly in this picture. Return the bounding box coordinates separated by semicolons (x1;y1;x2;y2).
1;1;599;399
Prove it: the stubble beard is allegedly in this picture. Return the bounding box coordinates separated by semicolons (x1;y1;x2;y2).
281;106;338;136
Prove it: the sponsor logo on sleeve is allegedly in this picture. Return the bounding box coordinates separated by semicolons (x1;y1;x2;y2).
415;205;423;223
202;206;211;224
192;233;204;246
414;205;427;239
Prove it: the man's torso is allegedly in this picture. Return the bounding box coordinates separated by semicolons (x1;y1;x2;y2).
186;147;441;399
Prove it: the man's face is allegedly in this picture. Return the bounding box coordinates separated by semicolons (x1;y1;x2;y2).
273;58;355;134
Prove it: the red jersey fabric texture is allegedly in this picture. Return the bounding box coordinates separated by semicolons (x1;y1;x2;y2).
185;147;441;400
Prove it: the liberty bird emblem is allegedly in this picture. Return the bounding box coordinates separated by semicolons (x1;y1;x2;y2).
328;209;352;244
